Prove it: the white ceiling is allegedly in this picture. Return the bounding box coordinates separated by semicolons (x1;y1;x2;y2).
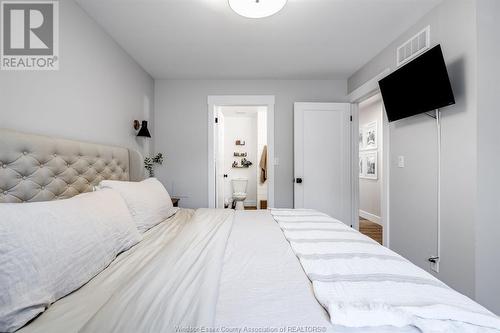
76;0;442;80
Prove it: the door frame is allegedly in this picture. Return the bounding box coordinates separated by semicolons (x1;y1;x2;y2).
207;95;275;209
347;68;391;245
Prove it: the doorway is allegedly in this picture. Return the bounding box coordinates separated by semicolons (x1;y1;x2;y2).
348;68;391;245
358;94;384;244
207;95;275;209
215;106;268;209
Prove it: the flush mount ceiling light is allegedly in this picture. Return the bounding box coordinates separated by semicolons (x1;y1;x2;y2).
229;0;287;19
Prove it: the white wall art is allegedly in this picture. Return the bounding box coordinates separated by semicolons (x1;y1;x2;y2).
364;121;378;150
360;151;378;180
359;120;378;179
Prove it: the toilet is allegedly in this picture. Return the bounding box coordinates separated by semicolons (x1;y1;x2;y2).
231;178;248;210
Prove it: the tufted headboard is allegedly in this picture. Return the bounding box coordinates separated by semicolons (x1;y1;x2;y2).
0;129;145;203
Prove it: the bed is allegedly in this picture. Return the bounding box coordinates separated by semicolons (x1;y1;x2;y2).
1;129;498;333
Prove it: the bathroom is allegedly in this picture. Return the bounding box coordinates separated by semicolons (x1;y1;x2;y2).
215;106;268;210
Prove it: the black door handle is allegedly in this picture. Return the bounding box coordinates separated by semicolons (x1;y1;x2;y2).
223;174;228;178
295;178;303;184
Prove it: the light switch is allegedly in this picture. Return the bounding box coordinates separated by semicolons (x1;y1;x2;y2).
398;156;405;168
274;157;280;166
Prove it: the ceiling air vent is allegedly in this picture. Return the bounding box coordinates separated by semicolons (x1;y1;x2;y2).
397;26;430;67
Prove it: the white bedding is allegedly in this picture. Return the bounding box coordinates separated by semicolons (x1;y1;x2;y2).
270;209;500;332
0;189;141;332
16;208;498;333
216;210;418;333
99;178;178;233
18;208;232;333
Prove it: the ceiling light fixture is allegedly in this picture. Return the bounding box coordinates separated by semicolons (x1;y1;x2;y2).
229;0;287;19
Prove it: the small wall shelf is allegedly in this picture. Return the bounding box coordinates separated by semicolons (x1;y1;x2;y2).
234;152;247;157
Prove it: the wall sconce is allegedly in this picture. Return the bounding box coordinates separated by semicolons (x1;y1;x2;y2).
133;120;151;138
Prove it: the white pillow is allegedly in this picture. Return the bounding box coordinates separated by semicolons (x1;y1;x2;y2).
99;178;178;233
0;189;141;332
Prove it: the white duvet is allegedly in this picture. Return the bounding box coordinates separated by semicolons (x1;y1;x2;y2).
80;208;233;333
17;208;233;333
14;208;500;333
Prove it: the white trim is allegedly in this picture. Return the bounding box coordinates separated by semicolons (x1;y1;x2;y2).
208;95;275;106
347;69;391;103
359;210;381;225
207;95;275;209
351;103;360;230
349;72;391;247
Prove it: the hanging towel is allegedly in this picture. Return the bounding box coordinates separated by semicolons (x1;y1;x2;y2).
259;145;268;183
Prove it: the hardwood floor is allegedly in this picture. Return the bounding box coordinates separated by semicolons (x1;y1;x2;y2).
244;206;257;210
359;217;383;244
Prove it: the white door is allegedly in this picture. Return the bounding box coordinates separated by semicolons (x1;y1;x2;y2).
294;102;352;224
215;110;226;208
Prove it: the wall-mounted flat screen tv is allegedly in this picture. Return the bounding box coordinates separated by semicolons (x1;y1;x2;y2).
379;45;455;122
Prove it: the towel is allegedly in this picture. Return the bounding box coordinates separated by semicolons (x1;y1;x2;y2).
259;145;268;183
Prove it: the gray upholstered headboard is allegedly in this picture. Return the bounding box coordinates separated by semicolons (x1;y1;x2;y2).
0;129;144;203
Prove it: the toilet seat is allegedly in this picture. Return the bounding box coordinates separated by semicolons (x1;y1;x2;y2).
231;178;248;210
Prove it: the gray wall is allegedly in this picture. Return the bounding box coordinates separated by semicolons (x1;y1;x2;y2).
476;0;500;315
0;0;154;155
348;0;478;299
359;94;383;219
154;79;347;209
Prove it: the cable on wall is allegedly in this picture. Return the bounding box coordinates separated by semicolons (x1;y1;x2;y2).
436;109;441;270
427;109;441;273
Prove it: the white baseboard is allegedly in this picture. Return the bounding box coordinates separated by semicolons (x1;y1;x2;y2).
359;210;381;225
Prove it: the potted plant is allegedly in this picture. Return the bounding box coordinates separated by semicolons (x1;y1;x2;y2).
144;153;164;177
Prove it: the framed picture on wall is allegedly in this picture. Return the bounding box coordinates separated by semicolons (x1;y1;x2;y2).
360;151;378;180
364;121;378;150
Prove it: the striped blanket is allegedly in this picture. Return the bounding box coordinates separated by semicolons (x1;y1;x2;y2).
270;209;500;332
